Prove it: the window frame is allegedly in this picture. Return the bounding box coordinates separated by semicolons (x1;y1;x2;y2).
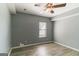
39;22;47;38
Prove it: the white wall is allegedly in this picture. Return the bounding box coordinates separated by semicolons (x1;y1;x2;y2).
0;3;10;53
52;7;79;50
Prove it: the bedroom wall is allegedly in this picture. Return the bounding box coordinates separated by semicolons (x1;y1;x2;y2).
11;13;54;47
0;3;11;55
52;7;79;50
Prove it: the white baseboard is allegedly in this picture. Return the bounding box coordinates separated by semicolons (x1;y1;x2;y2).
55;42;79;52
8;48;12;56
8;41;53;56
12;41;53;49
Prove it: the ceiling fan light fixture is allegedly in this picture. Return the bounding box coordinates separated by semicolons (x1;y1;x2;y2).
34;3;66;14
50;10;54;13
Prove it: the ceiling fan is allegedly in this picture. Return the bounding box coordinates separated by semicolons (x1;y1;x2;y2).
34;3;66;14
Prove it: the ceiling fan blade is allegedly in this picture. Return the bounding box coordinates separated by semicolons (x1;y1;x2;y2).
53;3;66;8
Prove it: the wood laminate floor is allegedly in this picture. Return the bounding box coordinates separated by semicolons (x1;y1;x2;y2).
10;43;79;56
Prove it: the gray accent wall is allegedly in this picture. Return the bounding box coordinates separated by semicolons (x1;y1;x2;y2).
53;7;79;50
11;13;54;47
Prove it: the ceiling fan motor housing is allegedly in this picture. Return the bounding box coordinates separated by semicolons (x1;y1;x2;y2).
50;10;54;13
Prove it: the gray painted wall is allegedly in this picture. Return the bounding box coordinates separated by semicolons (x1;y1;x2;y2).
53;7;79;50
0;3;10;55
11;13;54;47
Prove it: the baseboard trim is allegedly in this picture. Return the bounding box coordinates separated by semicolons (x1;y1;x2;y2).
55;42;79;52
8;41;53;56
8;48;12;56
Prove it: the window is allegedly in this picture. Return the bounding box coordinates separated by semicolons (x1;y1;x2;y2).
39;22;47;38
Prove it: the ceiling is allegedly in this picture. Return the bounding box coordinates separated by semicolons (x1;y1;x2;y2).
7;3;79;17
